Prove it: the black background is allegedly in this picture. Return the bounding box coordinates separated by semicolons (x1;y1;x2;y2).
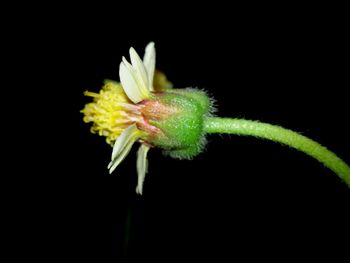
13;4;350;262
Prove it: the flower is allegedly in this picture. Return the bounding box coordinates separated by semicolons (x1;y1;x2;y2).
82;42;213;194
82;42;160;194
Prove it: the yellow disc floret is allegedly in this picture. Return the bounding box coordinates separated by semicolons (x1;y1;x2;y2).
81;80;143;145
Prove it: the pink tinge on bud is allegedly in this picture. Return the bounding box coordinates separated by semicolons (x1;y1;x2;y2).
136;118;161;136
131;100;164;137
140;99;178;121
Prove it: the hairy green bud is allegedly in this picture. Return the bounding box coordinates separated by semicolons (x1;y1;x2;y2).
143;88;214;159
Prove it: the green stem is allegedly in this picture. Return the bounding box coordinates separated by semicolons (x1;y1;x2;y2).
204;117;350;187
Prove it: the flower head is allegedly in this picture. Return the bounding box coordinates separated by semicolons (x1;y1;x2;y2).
82;43;213;194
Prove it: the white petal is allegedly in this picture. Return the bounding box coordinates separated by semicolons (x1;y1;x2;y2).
108;124;139;173
110;124;137;161
108;139;135;174
136;144;150;195
122;56;135;73
119;61;144;103
143;42;156;91
129;47;149;91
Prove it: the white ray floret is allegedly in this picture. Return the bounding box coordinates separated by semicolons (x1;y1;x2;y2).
129;47;149;91
119;47;152;103
119;62;146;103
136;144;150;195
143;42;156;91
108;124;139;174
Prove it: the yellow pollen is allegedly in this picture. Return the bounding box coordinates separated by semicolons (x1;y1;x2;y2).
81;80;142;145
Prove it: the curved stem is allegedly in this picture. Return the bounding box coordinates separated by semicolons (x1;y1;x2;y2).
204;117;350;187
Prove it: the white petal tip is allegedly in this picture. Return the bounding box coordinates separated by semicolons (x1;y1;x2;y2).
129;47;140;61
129;47;136;53
146;42;155;49
109;168;115;174
136;187;143;195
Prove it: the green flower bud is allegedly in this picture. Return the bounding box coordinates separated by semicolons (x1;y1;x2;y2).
141;88;214;159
